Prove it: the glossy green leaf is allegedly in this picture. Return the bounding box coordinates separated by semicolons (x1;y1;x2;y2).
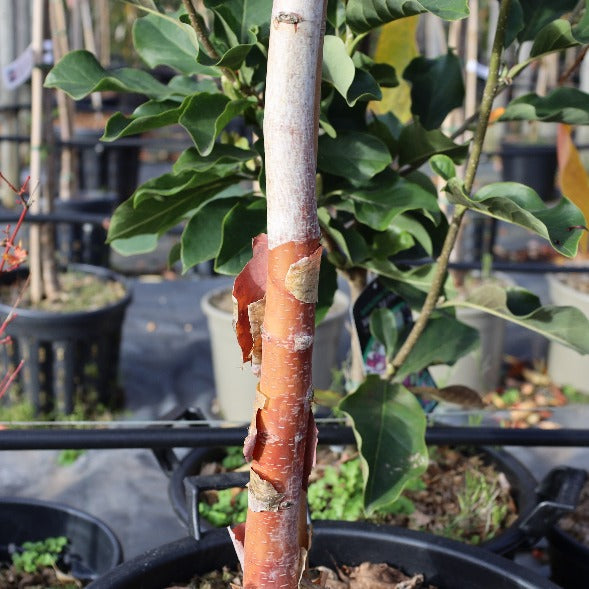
346;0;469;33
530;19;582;57
430;154;456;180
102;100;186;141
132;10;209;75
316;258;339;325
204;0;273;44
197;29;257;70
318;208;370;266
362;260;437;292
398;122;468;168
173;144;257;174
107;174;239;243
318;132;392;184
45;50;172;100
500;88;589;125
393;315;479;381
215;198;267;274
515;0;577;42
347;172;439;231
322;37;382;106
339;377;428;514
181;197;241;271
111;234;158;256
322;35;356;99
368;226;415;259
179;94;255;156
404;51;464;130
445;180;586;257
369;308;399;361
442;284;589;354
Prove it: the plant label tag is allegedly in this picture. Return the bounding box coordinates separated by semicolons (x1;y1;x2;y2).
353;277;437;412
2;46;34;90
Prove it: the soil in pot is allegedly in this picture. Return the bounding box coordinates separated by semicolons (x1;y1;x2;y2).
196;446;518;547
0;535;87;588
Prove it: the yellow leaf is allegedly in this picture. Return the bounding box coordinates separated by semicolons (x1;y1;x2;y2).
557;124;589;253
371;16;420;122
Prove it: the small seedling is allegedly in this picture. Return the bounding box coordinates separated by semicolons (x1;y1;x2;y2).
11;536;68;574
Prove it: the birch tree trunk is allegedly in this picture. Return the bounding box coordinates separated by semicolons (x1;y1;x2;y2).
240;2;327;587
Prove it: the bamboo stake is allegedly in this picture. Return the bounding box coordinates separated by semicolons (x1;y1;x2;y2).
49;0;76;200
465;0;479;120
29;0;46;304
241;2;327;587
98;0;110;67
79;0;102;111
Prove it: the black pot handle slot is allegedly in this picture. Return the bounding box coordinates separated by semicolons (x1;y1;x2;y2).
185;471;250;540
151;406;208;477
184;471;314;541
518;466;587;542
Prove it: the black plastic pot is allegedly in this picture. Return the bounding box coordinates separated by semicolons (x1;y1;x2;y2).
87;521;558;589
545;469;589;588
159;443;538;556
0;264;132;414
54;193;117;267
501;142;558;201
0;497;123;582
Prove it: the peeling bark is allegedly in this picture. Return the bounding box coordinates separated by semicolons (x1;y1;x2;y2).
241;2;328;587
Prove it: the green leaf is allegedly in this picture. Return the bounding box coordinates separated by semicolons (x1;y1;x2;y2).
530;19;581;57
316;258;338;325
205;0;273;44
362;260;438;293
179;93;255;156
339;377;428;514
111;234;158;256
369;308;399;361
197;29;257;70
45;50;172;100
500;88;589;125
132;10;209;75
515;0;578;42
393;315;479;381
181;197;241;271
215;198;267;274
442;284;589;354
347;172;440;231
107;174;238;242
173;144;257;174
430;154;456;180
318;132;392;184
346;0;469;33
446;180;586;257
102;100;186;141
322;37;382;106
403;51;464;130
318;208;370;266
398;122;468;168
322;35;356;101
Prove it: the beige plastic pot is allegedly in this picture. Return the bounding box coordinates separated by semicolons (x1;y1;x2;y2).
429;273;513;394
547;274;589;394
202;288;349;422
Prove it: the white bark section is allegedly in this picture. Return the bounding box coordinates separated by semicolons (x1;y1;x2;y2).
264;0;324;249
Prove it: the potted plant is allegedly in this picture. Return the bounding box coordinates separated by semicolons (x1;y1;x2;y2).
0;0;132;417
0;497;123;584
46;0;589;586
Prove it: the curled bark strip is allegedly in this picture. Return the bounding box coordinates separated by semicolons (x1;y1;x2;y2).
248;468;286;512
285;246;322;303
243;388;267;461
233;234;268;363
228;523;246;570
302;410;318;490
248;297;266;374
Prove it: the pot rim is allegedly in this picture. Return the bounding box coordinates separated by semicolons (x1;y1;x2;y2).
0;263;133;320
